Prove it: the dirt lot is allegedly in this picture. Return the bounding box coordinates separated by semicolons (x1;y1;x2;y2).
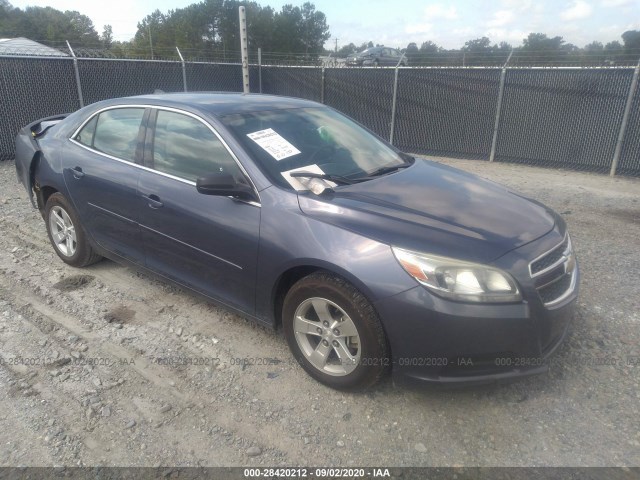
0;157;638;468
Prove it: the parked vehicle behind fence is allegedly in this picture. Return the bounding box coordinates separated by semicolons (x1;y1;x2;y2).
345;47;408;67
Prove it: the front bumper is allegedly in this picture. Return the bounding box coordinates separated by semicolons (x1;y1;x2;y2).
373;233;579;386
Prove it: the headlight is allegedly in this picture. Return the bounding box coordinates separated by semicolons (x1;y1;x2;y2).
392;247;522;303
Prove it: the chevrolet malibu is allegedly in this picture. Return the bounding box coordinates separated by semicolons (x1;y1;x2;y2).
15;93;579;390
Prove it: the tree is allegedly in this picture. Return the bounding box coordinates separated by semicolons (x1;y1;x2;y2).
518;33;566;65
299;2;330;55
417;40;441;65
65;10;100;45
133;9;167;57
404;42;419;63
462;37;491;65
337;42;357;57
125;1;330;62
603;40;624;65
101;24;113;49
621;30;640;51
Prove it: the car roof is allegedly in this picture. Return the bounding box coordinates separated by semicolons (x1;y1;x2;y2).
103;92;322;117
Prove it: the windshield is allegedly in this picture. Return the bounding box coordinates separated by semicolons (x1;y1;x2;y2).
220;107;408;190
359;48;377;56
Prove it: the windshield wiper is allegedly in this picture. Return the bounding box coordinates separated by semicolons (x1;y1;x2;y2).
289;171;358;185
358;162;412;180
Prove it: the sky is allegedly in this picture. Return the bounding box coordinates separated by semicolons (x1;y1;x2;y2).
9;0;640;49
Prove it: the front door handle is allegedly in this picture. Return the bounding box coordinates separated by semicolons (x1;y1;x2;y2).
71;166;85;179
143;194;164;209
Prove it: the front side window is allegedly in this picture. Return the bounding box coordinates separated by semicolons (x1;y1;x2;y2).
91;108;145;162
151;110;242;182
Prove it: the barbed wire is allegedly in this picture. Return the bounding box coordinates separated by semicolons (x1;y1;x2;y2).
1;39;639;67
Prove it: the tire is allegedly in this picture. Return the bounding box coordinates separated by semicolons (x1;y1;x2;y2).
282;272;390;391
373;59;379;67
45;192;102;267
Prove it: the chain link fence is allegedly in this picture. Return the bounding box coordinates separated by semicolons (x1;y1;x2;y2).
495;69;635;172
324;68;395;139
0;52;639;176
617;73;640;176
393;69;502;159
78;59;184;105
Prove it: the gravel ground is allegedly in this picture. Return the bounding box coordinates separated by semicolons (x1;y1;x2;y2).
0;157;638;468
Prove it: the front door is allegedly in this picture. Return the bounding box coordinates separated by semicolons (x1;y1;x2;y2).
137;108;260;313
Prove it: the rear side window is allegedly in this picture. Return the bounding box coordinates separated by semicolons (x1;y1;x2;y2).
75;115;97;147
89;108;145;162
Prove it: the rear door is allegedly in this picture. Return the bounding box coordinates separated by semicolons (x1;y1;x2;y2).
383;48;396;66
137;108;261;313
64;107;148;263
388;48;401;66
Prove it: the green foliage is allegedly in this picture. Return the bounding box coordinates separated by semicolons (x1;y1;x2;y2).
0;5;100;46
127;0;329;60
101;25;113;49
1;0;638;66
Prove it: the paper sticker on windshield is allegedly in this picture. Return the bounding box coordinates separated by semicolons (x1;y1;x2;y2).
247;128;301;161
282;164;336;191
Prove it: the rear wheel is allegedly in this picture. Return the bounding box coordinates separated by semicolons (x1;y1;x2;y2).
283;272;390;390
45;193;102;267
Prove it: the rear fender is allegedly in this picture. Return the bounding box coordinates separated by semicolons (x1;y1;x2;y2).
15;114;68;207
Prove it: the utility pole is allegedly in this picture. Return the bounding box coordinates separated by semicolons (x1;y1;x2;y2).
148;25;154;60
239;6;250;93
334;38;338;54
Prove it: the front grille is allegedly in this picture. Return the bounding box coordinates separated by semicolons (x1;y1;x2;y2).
538;274;572;304
530;236;569;275
530;234;576;307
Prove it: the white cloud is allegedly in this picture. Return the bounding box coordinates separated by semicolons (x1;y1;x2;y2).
405;23;434;35
487;10;515;28
560;1;593;20
600;0;635;6
423;4;458;20
485;28;530;46
500;0;533;8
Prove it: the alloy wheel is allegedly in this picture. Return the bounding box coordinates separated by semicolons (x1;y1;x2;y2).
293;297;361;376
48;205;77;257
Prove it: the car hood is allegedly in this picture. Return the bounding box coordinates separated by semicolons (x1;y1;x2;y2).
297;159;557;264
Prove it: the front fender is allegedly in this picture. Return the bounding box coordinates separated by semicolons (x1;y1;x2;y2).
254;188;416;324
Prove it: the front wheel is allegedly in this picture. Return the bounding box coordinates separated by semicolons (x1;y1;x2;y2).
282;272;390;390
45;193;102;267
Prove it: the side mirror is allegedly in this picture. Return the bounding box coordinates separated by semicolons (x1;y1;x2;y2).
196;173;255;201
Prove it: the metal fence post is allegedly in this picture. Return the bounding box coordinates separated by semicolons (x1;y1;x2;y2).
389;55;405;144
321;66;325;104
258;48;262;93
489;50;513;162
176;47;187;92
66;41;84;108
239;6;250;93
610;57;640;176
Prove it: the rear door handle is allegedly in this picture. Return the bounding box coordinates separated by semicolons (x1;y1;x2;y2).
71;166;85;179
143;194;164;209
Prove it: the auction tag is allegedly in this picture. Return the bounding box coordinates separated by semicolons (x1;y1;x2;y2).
282;164;336;191
247;128;301;161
